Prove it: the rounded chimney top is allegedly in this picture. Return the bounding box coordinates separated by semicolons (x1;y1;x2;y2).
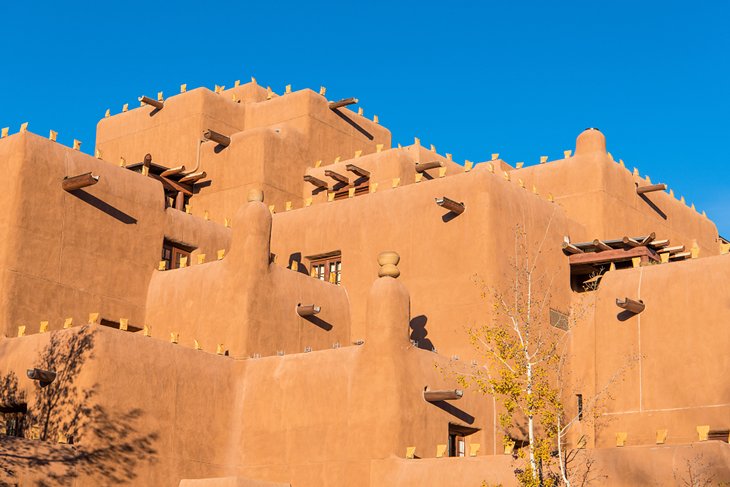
575;128;606;155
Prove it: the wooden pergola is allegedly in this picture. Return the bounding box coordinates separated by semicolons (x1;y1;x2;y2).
126;154;208;210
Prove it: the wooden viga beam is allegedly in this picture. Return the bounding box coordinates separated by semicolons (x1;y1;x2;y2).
161;165;186;177
424;389;463;402
328;97;358;110
562;240;584;254
623;232;656;247
139;95;164;110
203;129;231;147
325;170;349;185
26;368;57;384
345;164;370;178
415;161;443;173
62;172;100;192
296;304;321;317
178;171;207;183
637;183;667;195
303;175;328;189
616;297;645;314
435;197;465;215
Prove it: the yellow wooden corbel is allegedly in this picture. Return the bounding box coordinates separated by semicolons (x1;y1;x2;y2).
616;432;627;447
438;167;447;178
354;149;362;158
436;444;447;458
430;144;436;152
214;85;223;94
487;162;494;173
376;144;383;153
20;122;28;133
88;313;100;325
680;196;686;204
304;197;313;207
250;76;257;84
197;254;206;264
690;244;699;259
446;153;452;161
119;318;128;331
564;150;572;158
104;109;110;118
1;127;8;138
17;325;25;337
609;262;616;271
95;148;102;159
504;439;515;455
415;173;423;183
39;321;48;333
469;443;480;457
515;162;524;169
319;86;326;96
73;139;81;151
157;91;163;102
619;159;625;167
548;193;554;202
464;160;473;172
217;249;226;260
180;84;187;93
631;256;641;268
314;159;322;168
656;429;668;444
194;339;202;351
122;103;129;112
405;447;416;459
334;156;341;164
179;256;188;268
414;137;421;146
268;204;276;213
373;115;379;124
143;325;151;337
285;201;292;211
216;344;225;355
327;192;335;202
158;260;167;271
532;185;538;195
540;155;548;164
348;188;355;198
63;318;73;329
285;84;292;94
392;178;400;188
49;130;57;142
234;79;240;87
518;178;525;188
266;87;273;100
170;332;179;344
491;153;499;161
697;425;710;441
660;252;669;264
224;217;231;228
633;167;639;176
119;156;126;167
357;107;363;116
503;171;510;181
720;243;730;255
370;182;378;193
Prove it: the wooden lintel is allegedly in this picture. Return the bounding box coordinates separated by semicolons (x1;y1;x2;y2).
328;97;358;110
178;171;207;183
325;170;349;185
637;183;667;195
592;239;612;252
62;172;100;191
616;297;645;314
569;246;659;266
424;389;463;402
304;175;328;189
435;197;465;215
139;95;164;110
415;161;443;173
296;304;321;317
345;164;370;178
203;129;231;147
161;165;186;177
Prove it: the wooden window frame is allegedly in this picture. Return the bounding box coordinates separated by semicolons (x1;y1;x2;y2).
161;239;196;270
307;251;342;285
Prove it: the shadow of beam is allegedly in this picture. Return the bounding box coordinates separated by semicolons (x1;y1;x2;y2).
430;400;475;424
68;190;138;224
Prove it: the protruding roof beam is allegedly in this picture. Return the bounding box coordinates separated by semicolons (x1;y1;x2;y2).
325;170;349;185
637;183;667;195
139;95;164;110
663;245;685;254
424;389;463;402
622;236;642;248
616;297;645;314
296;304;321;317
328;97;358;110
27;368;57;384
304;175;328;189
62;172;99;192
649;239;669;249
592;239;612;252
178;171;207;183
435;197;465;215
203;129;231;147
345;164;370;179
415;161;443;173
161;165;186;177
562;237;584;254
640;232;656;245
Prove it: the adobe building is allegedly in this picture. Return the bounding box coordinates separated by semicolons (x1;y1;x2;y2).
0;79;728;486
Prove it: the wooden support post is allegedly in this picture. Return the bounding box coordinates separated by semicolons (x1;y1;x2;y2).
345;164;370;178
616;297;645;314
175;191;185;210
178;171;207;183
303;175;328;189
435;197;465;215
636;183;667;195
328;97;358;110
203;129;231;147
62;172;99;192
138;95;164;109
415;161;443;173
296;304;321;317
424;389;463;402
324;170;349;185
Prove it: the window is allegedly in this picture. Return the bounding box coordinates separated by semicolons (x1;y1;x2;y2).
448;423;479;457
307;251;342;285
161;239;196;270
576;394;583;421
0;404;27;438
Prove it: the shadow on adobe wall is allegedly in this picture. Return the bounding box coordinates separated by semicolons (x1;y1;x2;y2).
0;326;158;485
69;189;138;225
409;315;435;352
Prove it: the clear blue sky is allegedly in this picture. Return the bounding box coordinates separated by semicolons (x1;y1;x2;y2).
2;1;728;234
